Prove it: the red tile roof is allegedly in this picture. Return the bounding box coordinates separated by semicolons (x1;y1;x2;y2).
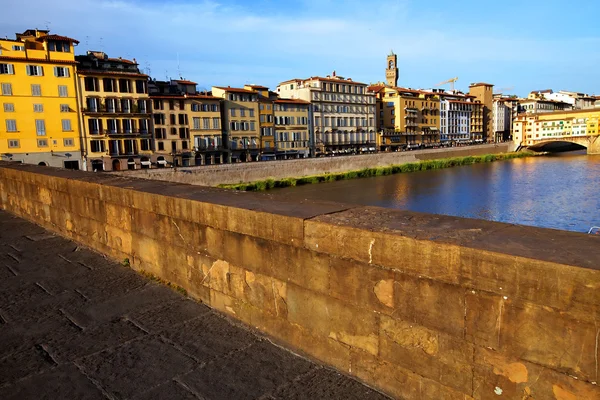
107;57;136;65
246;84;269;89
174;79;197;85
37;34;80;44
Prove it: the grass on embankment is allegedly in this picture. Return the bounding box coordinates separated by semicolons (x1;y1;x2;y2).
218;151;536;192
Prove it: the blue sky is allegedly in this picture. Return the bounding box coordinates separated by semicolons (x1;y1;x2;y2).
2;0;599;96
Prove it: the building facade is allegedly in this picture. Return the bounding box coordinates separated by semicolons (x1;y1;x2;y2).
273;99;310;159
0;29;81;168
277;73;376;156
529;89;596;109
468;83;494;142
513;109;600;147
150;79;224;167
373;86;440;151
385;51;398;87
518;98;572;114
492;98;513;142
211;86;260;162
76;51;151;171
243;85;276;161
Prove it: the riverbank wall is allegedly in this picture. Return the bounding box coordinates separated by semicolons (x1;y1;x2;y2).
0;161;598;399
114;143;516;186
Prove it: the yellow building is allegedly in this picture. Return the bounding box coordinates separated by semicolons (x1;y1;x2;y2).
273;98;311;159
244;85;275;160
468;83;494;142
211;86;260;162
76;51;151;171
372;85;440;151
149;79;223;167
513;109;600;147
0;29;81;168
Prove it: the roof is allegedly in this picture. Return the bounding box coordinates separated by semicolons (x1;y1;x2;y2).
77;69;148;78
279;76;368;86
213;86;256;94
37;34;80;44
245;84;269;89
367;85;386;93
469;82;494;87
530;89;553;94
150;94;220;100
173;79;197;85
107;57;136;65
274;98;310;104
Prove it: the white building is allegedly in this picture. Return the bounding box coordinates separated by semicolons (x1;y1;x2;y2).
276;73;377;155
438;91;475;142
544;90;596;109
493;99;512;141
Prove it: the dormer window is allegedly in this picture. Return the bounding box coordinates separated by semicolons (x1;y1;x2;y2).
12;45;25;51
48;41;70;52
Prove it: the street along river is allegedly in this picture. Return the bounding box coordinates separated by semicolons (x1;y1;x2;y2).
270;151;600;233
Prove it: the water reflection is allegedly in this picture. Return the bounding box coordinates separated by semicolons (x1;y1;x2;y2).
270;151;600;233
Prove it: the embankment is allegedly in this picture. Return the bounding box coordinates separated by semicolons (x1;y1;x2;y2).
115;143;516;186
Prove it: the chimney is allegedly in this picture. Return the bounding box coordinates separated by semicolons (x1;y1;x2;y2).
332;70;336;77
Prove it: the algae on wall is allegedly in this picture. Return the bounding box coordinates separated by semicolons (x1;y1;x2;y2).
219;152;536;192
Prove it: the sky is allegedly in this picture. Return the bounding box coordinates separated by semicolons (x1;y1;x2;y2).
2;0;599;97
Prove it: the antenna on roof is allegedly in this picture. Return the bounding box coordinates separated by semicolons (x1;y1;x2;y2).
99;37;104;51
85;36;89;48
44;21;51;31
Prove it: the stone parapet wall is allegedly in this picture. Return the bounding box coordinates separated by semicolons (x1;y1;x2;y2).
115;143;516;186
0;162;597;399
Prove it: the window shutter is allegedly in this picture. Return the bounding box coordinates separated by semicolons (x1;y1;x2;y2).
8;64;14;74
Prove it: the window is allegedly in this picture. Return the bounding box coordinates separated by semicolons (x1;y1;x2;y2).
103;78;115;92
58;85;68;97
53;67;70;77
3;103;14;112
12;45;24;51
193;117;200;130
5;119;17;132
33;104;43;113
35;120;46;136
135;80;146;94
1;83;12;95
84;77;98;92
240;108;246;117
249;109;254;117
203;118;210;129
60;104;70;112
62;119;72;131
48;41;70;52
158;142;164;151
8;139;19;148
230;108;236;117
31;84;42;96
37;139;48;147
250;122;255;131
213;118;220;129
63;138;74;147
90;140;105;153
0;64;14;74
26;65;44;76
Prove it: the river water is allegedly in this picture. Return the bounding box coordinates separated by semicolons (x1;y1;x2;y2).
270;151;600;233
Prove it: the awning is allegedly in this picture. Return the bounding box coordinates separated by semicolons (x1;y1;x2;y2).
127;160;136;164
140;161;151;166
157;160;168;165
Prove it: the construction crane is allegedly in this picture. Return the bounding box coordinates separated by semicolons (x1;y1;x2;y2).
435;77;458;91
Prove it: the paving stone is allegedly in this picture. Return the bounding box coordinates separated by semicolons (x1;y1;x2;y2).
67;284;181;327
79;336;195;399
0;363;107;400
0;211;390;399
45;318;146;363
134;379;202;400
271;368;390;400
160;312;258;363
0;344;56;385
180;340;316;400
127;298;211;334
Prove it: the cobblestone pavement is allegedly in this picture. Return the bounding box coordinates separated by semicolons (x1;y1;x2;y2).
0;211;390;400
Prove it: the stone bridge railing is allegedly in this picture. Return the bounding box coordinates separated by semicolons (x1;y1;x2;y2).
0;162;598;399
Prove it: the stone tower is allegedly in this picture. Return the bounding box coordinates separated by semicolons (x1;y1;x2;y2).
386;51;398;87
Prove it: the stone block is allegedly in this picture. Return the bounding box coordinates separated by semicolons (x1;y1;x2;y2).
394;272;465;337
473;347;600;400
379;315;473;394
458;247;518;298
465;291;504;350
304;220;375;264
287;284;379;355
329;256;395;313
499;300;598;382
268;243;331;295
105;203;132;232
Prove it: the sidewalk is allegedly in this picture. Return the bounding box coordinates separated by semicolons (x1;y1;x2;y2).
0;211;389;400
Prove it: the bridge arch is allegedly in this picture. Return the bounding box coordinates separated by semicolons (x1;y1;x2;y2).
527;136;600;154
